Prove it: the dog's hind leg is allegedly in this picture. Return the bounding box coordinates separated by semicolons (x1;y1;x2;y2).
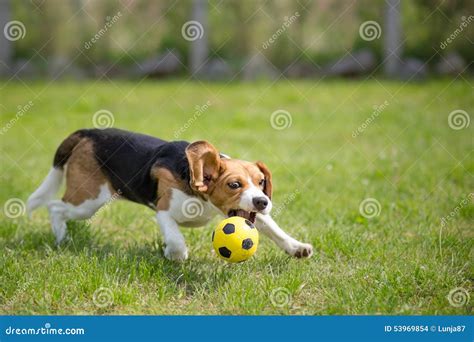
48;139;118;244
27;130;84;217
27;168;64;217
47;200;68;244
48;184;113;244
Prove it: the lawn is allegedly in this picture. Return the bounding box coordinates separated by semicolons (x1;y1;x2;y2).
0;79;472;315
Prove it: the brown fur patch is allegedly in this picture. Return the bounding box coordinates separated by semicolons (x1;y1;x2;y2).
185;141;222;193
151;167;187;211
53;131;83;168
62;139;114;205
256;161;272;199
206;159;266;215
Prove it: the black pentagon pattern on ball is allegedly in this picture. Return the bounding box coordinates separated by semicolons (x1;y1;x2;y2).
242;238;254;250
223;223;235;234
218;246;232;258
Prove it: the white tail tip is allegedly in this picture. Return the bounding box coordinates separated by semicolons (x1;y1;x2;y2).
27;168;64;217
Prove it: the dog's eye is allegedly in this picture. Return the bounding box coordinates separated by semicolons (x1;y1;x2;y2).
228;181;241;189
259;179;265;187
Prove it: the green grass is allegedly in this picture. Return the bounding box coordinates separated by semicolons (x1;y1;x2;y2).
0;79;472;315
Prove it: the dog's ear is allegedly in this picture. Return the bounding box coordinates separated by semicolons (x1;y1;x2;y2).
186;141;222;193
256;161;273;200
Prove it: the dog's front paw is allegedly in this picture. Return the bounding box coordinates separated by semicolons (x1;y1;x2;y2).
164;244;188;262
287;242;313;258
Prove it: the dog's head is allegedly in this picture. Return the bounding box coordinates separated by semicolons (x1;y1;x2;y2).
186;141;272;223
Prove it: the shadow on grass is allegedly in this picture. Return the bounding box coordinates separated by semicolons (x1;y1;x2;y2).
4;220;240;295
2;219;297;298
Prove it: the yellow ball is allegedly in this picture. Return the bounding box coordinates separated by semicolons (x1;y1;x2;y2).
212;216;259;263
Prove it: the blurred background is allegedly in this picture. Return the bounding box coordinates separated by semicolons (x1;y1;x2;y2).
0;0;473;81
0;1;473;315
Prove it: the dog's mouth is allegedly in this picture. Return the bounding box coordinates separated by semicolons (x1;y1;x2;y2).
228;209;257;224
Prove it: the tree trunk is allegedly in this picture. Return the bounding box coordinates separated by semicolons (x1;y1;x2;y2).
383;0;402;77
0;0;12;77
189;0;208;75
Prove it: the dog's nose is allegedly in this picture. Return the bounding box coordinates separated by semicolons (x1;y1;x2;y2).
252;197;268;211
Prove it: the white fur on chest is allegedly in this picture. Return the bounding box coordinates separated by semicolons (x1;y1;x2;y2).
168;189;221;227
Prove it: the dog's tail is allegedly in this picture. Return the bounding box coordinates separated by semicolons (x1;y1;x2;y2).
27;131;84;216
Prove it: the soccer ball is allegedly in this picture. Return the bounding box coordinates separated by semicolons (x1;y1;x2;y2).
212;216;259;263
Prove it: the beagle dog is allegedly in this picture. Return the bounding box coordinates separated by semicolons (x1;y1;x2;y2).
27;128;313;261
